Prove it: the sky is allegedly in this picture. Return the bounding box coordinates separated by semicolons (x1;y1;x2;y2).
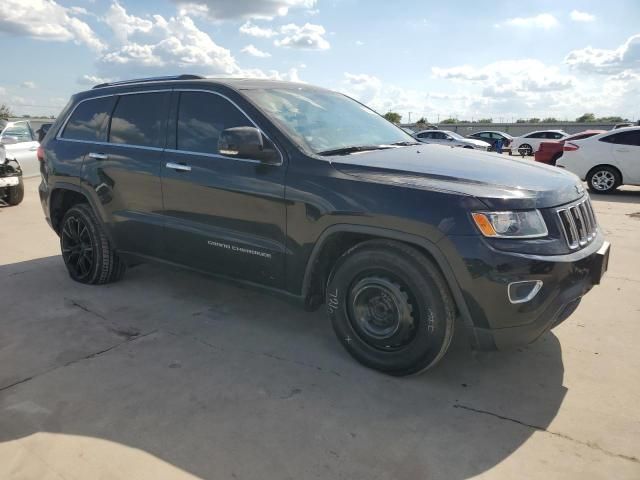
1;0;639;122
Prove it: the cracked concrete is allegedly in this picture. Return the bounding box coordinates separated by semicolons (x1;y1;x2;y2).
1;178;639;479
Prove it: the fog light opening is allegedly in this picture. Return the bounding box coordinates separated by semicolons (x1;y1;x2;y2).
508;280;543;304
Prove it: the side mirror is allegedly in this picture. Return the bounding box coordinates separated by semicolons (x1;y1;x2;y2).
0;136;19;145
218;127;279;164
446;137;453;141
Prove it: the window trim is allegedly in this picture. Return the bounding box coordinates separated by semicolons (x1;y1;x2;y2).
56;88;283;166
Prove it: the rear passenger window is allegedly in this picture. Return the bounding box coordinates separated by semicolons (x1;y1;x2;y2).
62;97;116;142
600;131;640;146
176;92;252;155
109;93;169;147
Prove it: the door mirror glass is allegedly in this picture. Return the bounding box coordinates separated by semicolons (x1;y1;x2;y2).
0;135;19;145
218;127;279;164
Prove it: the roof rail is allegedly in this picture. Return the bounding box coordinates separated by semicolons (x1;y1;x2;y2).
92;74;205;89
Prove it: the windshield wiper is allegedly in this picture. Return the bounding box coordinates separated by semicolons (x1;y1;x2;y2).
317;145;392;156
390;141;421;146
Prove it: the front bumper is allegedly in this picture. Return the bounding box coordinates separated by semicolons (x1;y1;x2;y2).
442;233;609;350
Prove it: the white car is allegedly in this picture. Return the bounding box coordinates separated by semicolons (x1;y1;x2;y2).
557;126;640;194
0;120;41;178
509;130;568;156
414;130;490;150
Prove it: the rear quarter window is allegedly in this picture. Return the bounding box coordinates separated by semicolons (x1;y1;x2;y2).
61;97;116;142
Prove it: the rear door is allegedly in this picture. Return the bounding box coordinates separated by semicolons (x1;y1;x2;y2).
160;90;287;288
608;130;640;183
81;90;170;258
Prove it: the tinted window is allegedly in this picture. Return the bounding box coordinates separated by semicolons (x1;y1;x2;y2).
525;132;543;138
177;92;253;155
62;97;115;142
1;122;33;142
109;93;169;147
417;132;431;139
600;131;640;146
548;132;564;139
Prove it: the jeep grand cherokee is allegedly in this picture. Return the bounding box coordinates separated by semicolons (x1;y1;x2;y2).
38;75;610;376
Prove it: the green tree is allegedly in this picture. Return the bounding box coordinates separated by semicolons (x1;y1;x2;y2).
516;119;526;123
528;117;541;123
383;112;402;123
440;118;458;124
0;103;13;121
476;118;493;123
542;117;558;122
576;113;596;123
597;116;626;123
416;117;428;125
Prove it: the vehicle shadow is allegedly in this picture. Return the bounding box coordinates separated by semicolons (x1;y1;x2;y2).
0;256;566;479
589;186;640;205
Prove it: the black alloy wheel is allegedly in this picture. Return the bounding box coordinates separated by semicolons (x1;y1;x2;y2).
61;214;95;281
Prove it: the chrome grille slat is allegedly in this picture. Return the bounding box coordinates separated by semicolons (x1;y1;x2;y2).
556;197;598;250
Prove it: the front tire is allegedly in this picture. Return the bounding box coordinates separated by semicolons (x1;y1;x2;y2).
7;178;24;205
60;204;126;284
519;144;533;156
326;240;455;376
587;166;620;194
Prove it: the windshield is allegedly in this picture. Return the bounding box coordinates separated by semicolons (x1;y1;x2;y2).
244;88;415;154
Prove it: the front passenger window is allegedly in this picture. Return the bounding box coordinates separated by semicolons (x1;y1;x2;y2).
177;92;253;155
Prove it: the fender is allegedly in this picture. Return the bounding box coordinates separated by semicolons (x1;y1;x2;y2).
300;223;476;338
48;181;116;245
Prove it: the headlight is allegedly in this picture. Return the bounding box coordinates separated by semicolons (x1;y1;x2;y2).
471;210;548;238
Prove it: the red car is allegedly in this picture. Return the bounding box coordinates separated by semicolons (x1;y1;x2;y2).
534;130;606;165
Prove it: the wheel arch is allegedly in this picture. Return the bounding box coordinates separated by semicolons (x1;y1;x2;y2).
300;224;475;337
49;183;108;236
586;164;623;185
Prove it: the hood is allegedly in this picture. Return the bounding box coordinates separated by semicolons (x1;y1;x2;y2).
463;138;490;147
329;144;585;210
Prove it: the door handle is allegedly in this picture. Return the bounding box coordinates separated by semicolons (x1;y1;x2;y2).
88;152;108;160
166;162;192;172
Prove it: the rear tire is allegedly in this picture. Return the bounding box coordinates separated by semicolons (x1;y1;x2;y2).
326;240;455;376
60;203;126;284
520;144;533;156
7;178;24;206
587;166;620;194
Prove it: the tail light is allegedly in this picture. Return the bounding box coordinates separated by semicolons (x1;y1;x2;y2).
37;145;45;162
563;143;579;152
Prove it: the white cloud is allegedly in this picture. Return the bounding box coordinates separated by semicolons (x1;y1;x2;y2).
241;44;271;58
99;8;239;76
355;40;364;46
498;13;559;30
275;23;330;50
104;2;154;43
239;21;277;38
0;0;105;51
21;81;36;89
570;10;595;22
78;74;113;85
171;0;317;20
565;33;640;73
432;60;575;94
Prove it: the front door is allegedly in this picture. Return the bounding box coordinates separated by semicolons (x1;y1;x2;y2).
161;90;287;288
610;130;640;183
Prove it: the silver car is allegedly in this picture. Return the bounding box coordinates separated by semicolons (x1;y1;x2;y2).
414;129;490;150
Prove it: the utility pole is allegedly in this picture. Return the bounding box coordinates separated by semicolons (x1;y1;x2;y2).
408;112;412;123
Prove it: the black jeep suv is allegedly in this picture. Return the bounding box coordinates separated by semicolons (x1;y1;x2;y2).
38;75;610;375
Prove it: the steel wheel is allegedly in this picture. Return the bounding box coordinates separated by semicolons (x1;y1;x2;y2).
347;275;417;350
61;214;94;281
590;170;616;192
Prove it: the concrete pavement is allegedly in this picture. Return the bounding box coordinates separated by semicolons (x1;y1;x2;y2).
1;178;639;479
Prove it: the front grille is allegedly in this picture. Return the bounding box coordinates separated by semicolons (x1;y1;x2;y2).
556;197;598;250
